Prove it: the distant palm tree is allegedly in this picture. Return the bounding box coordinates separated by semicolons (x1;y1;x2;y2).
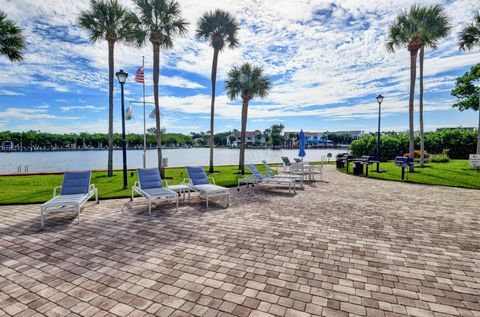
225;63;270;174
387;5;424;169
131;0;188;177
418;5;450;167
196;10;239;174
79;0;136;177
0;11;25;62
459;12;480;154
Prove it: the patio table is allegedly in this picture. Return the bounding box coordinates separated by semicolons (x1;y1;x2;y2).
167;184;192;203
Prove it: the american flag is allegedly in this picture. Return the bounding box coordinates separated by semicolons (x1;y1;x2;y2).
135;66;144;84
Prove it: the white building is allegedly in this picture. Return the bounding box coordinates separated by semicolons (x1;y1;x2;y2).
227;130;266;147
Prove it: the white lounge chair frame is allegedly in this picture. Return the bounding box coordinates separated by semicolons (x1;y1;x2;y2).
131;181;178;215
246;164;296;194
186;177;230;208
40;184;98;228
262;161;304;187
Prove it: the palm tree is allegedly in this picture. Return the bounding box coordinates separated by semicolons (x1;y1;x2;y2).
79;0;136;177
0;11;25;62
196;10;239;174
417;5;450;167
459;11;480;154
131;0;188;177
225;63;270;174
387;5;424;169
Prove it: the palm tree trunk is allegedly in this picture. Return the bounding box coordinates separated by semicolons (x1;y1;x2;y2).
107;40;114;177
408;48;418;171
209;49;219;174
419;46;425;167
153;43;163;177
239;98;249;174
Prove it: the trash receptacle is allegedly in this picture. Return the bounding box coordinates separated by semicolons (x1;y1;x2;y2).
353;162;363;175
336;159;344;169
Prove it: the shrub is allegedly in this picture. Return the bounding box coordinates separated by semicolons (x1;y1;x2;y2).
350;129;477;160
430;153;450;163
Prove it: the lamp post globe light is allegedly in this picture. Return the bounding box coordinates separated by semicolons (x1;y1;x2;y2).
376;94;384;172
116;69;128;189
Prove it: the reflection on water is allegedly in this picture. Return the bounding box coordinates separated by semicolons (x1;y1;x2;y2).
0;148;347;173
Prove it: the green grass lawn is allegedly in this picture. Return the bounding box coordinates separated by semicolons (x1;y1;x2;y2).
338;160;480;190
0;165;272;205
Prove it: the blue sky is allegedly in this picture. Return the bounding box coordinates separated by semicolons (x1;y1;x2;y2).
0;0;479;135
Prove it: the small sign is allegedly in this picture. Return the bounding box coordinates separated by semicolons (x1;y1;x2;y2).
469;154;480;167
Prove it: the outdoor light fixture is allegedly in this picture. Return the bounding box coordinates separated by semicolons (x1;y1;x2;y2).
116;69;128;189
376;94;384;172
116;69;128;85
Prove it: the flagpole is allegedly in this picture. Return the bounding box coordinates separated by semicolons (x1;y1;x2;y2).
142;56;147;168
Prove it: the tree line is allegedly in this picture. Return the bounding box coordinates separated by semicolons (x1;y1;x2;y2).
0;130;195;149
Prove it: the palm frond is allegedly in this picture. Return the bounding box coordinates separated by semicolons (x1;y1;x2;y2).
386;4;446;52
196;9;239;51
459;12;480;51
78;0;136;44
419;4;450;50
133;0;188;49
0;10;25;62
225;63;270;101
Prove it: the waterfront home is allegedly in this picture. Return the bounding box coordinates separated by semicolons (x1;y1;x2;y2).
1;141;14;151
227;130;266;147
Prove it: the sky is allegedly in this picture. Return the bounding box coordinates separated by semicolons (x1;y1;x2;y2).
0;0;479;135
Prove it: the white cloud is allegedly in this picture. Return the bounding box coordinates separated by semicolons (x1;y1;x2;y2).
0;107;58;120
0;90;24;96
60;105;106;112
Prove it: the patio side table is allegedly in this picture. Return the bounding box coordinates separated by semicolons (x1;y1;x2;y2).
167;184;192;203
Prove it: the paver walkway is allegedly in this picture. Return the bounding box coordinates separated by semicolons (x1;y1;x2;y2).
0;166;479;317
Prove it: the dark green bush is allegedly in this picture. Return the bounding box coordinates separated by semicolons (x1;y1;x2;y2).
350;129;477;160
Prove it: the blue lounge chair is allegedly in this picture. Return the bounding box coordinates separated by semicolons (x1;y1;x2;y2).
246;164;296;194
40;170;98;227
186;166;230;208
132;168;178;215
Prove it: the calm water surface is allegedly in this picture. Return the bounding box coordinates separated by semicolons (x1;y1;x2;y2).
0;148;347;173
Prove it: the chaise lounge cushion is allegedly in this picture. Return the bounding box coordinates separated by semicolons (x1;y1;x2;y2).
186;166;209;185
138;168;163;189
60;171;91;195
42;194;87;207
193;184;228;193
141;187;177;198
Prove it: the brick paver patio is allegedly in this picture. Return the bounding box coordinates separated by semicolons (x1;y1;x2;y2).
1;166;479;317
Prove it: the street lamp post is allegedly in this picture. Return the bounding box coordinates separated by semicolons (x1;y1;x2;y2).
477;81;480;155
376;94;384;172
116;69;128;189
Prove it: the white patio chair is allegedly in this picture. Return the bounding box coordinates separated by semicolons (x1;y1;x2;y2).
40;170;98;227
132;168;178;215
186;166;230;208
246;164;296;194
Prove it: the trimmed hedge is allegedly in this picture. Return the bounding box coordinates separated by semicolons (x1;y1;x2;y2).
350;129;477;160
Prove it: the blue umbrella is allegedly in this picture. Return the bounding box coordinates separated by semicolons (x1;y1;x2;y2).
298;129;306;159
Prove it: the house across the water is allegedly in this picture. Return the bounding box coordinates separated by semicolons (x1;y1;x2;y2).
1;141;14;151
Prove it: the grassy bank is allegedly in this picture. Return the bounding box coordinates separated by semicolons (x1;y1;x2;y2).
338;160;480;190
0;165;271;205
